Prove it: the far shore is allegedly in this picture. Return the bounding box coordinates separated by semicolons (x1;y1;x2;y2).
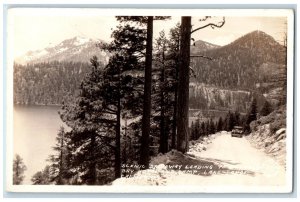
14;103;62;107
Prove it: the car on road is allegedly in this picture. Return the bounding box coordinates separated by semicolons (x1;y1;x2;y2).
231;126;243;138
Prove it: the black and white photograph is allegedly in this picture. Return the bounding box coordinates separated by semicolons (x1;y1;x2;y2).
5;8;294;193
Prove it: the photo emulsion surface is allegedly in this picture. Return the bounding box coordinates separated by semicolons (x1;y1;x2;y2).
7;9;294;193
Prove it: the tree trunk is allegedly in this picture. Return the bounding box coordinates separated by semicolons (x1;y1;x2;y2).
115;96;121;178
176;17;191;153
123;118;127;177
171;60;179;149
89;133;97;185
15;160;20;185
159;49;168;154
139;16;153;169
58;131;64;185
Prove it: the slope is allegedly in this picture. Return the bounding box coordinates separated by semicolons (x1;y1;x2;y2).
15;36;109;65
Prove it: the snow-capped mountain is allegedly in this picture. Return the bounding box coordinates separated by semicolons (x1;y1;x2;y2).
15;36;110;65
14;31;286;111
190;40;220;55
15;36;220;65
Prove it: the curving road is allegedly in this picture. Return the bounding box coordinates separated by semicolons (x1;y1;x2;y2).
189;131;287;188
113;131;289;192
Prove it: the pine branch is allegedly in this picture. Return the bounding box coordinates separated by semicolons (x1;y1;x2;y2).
191;17;225;34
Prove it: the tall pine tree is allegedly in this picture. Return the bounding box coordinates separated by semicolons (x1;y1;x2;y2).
60;57;115;185
177;16;225;152
116;16;170;168
217;117;224;132
101;19;147;176
13;154;26;185
152;30;179;154
245;98;258;133
31;165;51;185
47;126;73;185
177;17;192;153
168;23;181;149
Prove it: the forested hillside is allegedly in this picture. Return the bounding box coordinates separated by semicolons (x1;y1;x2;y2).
188;31;286;113
13;61;95;105
14;31;287;111
191;31;286;90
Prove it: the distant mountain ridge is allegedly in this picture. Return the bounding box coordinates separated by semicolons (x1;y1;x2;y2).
190;30;287;111
15;36;110;65
14;31;287;112
191;30;286;89
15;36;221;65
190;40;220;55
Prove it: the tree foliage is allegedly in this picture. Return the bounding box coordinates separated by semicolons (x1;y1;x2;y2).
59;56;115;185
151;30;179;154
217;116;224;131
100;18;148;177
244;98;258;133
47;127;73;184
31;165;51;185
260;100;273;116
13;154;27;185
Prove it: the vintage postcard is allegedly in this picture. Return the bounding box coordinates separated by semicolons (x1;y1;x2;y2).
5;8;294;193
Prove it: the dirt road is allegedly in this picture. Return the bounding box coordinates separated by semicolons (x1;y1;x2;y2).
188;132;286;187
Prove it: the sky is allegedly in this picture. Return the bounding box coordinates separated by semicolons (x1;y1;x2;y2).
7;8;288;57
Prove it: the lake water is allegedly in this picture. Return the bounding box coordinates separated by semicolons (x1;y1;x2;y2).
13;105;66;184
13;105;202;184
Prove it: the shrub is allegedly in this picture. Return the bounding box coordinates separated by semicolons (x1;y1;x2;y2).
270;118;286;134
250;105;286;134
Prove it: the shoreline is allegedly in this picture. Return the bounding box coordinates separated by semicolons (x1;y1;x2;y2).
14;103;62;107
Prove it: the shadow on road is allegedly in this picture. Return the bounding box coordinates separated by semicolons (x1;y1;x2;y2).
190;155;241;166
166;152;255;177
